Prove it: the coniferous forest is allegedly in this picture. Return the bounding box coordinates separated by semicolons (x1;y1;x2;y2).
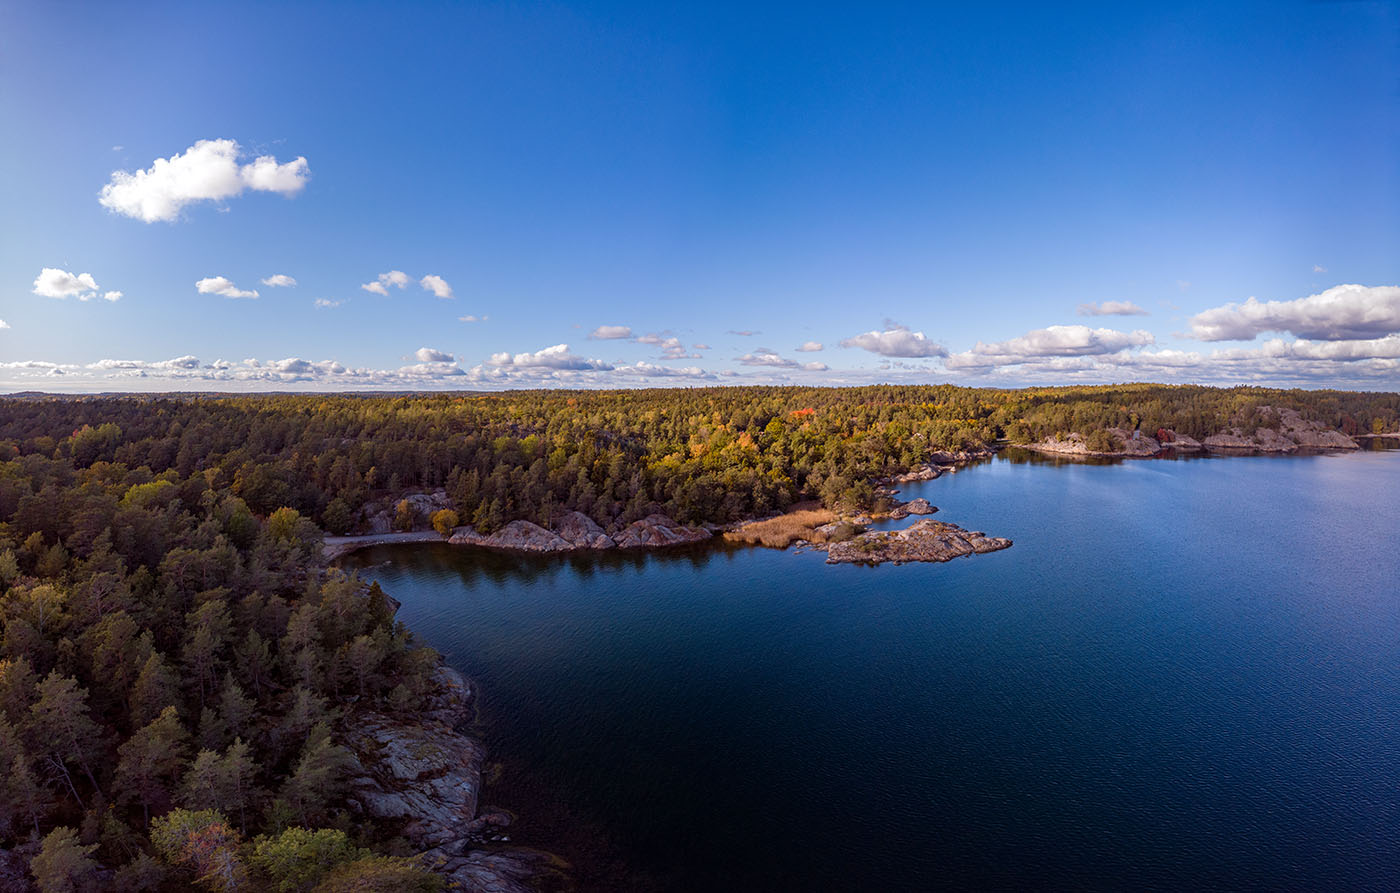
0;383;1396;889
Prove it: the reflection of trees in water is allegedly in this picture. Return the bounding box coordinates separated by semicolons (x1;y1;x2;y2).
347;540;739;588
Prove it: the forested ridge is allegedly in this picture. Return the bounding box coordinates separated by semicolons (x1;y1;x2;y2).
0;383;1396;889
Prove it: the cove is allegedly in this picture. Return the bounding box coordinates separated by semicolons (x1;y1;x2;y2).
346;448;1400;891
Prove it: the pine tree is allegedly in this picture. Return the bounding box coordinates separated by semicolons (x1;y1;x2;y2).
114;706;190;825
280;722;348;825
28;671;106;805
129;652;181;729
30;826;100;893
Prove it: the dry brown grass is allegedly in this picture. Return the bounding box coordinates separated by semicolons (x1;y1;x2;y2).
724;506;836;548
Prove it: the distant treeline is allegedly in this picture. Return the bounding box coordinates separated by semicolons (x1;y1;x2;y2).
1;385;1395;537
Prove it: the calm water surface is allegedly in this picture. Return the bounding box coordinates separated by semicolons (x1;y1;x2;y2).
347;450;1400;891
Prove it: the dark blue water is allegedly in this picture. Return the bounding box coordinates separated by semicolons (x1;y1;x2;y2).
347;450;1400;891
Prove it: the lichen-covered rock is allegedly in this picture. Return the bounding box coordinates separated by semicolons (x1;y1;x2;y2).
613;514;712;549
554;511;616;549
826;518;1011;565
343;713;486;849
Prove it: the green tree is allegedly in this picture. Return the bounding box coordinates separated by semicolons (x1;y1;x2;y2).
28;671;106;804
249;827;367;892
114;706;190;825
30;826;100;893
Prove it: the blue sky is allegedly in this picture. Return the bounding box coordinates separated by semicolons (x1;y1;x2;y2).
1;0;1397;390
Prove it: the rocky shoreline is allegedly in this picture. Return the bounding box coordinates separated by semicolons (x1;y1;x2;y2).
343;662;568;891
1023;409;1360;459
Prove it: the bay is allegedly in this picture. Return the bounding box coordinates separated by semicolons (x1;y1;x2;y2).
347;448;1400;891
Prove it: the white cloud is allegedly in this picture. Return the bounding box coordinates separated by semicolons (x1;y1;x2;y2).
33;268;99;299
486;344;613;370
102;291;123;302
98;139;309;222
692;342;710;350
361;270;411;296
840;324;947;358
736;349;826;371
195;276;259;299
313;298;342;309
727;329;758;336
0;319;9;329
946;325;1154;370
1313;265;1327;273
420;274;453;299
459;314;486;322
414;347;455;363
1078;300;1149;317
261;274;297;287
1187;284;1400;341
589;325;633;340
795;341;824;352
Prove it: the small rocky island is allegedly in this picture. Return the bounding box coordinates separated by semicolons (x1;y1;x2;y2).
824;518;1012;565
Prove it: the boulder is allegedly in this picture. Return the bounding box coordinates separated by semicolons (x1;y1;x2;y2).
554;511;617;549
905;497;936;515
613;513;712;549
486;520;574;552
450;521;575;552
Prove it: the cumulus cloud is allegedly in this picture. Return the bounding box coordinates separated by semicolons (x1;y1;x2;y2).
313;298;342;309
633;333;699;359
195;276;259;299
736;349;827;371
840;323;947;358
589;325;633;340
361;270;411;295
102;291;123;302
33;268;98;300
0;319;9;329
98;139;309;222
420;274;453;299
486;344;613;371
1313;265;1327;273
1187;284;1400;341
1078;300;1149;317
459;315;486;322
414;347;455;363
692;342;711;350
946;325;1154;370
795;341;824;352
261;274;297;287
727;329;758;336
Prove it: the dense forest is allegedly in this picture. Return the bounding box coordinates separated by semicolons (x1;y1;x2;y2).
0;383;1396;889
1;384;1395;534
